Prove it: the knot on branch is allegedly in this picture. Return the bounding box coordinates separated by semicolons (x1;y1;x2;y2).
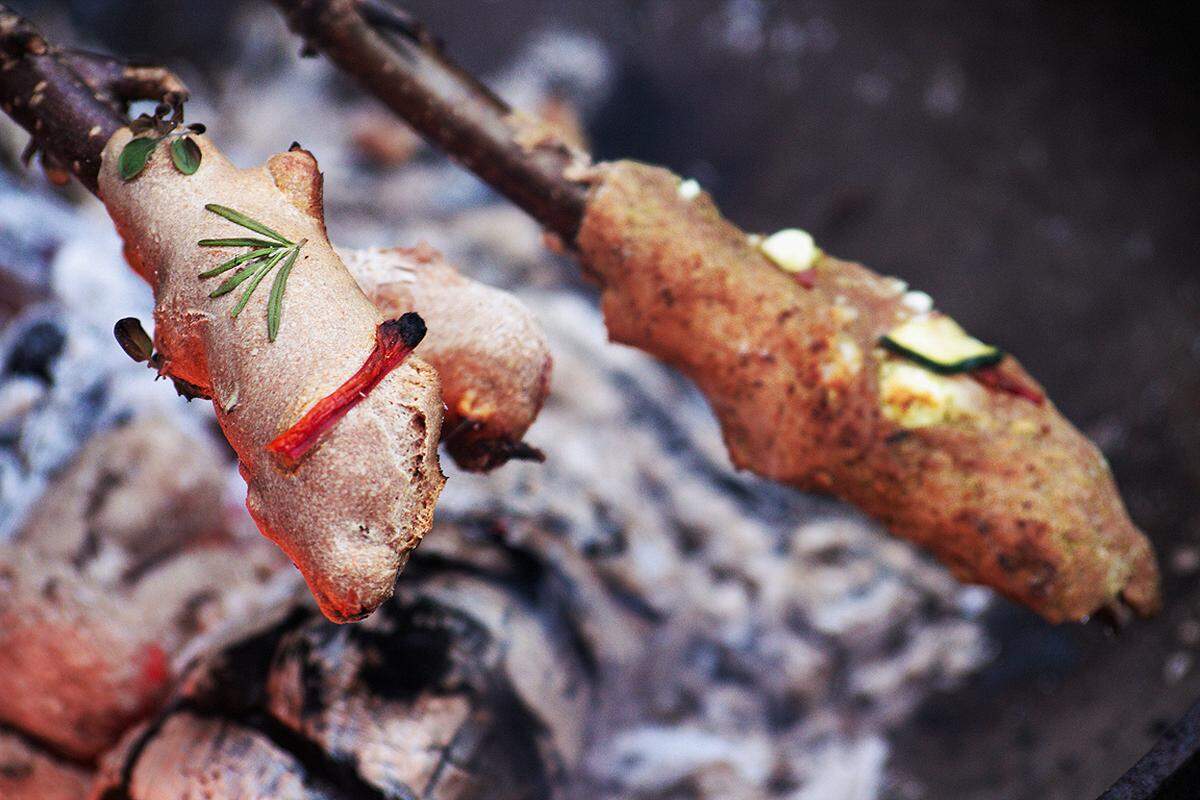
0;10;48;58
60;50;189;118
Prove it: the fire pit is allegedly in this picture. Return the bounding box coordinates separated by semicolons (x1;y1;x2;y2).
0;2;1196;798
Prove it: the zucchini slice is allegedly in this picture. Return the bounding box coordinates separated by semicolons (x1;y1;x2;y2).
881;314;1002;374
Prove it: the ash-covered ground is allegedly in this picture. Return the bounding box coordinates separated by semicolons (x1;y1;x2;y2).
1;2;1198;799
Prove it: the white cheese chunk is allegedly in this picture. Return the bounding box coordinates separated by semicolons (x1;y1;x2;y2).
879;361;977;428
677;178;702;201
760;228;819;273
901;290;934;314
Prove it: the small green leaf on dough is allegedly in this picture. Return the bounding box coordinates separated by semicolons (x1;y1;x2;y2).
118;137;159;180
170;136;202;175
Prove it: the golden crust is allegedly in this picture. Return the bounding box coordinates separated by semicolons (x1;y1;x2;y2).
99;130;445;623
577;160;1159;622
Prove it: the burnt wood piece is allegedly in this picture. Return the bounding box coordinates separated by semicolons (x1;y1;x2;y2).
1099;700;1200;800
0;418;286;761
90;528;600;800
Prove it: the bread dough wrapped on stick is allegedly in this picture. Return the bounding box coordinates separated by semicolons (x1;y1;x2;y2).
99;130;445;623
343;244;552;471
577;161;1159;623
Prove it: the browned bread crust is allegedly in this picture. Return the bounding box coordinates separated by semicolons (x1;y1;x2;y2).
578;160;1158;622
99;131;445;623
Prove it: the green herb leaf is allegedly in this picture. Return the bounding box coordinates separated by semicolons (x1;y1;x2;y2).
170;136;202;175
267;243;304;341
118;137;160;180
231;248;288;318
198;237;284;249
203;204;291;245
209;257;272;298
199;247;278;279
113;317;154;362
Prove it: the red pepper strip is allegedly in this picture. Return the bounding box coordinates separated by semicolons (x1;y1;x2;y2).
267;313;427;468
794;270;816;290
971;362;1046;405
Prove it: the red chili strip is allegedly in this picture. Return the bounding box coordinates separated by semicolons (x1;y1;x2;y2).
794;270;816;290
267;313;427;468
971;362;1046;405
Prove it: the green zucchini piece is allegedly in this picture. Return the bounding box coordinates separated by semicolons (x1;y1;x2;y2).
881;314;1002;374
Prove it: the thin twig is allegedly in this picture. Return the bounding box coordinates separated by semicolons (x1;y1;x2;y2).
272;0;589;243
58;49;188;118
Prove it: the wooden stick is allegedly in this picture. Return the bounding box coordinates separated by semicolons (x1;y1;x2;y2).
0;5;186;193
0;5;126;192
272;0;588;242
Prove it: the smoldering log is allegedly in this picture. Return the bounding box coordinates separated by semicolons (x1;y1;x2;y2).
0;730;92;800
90;522;610;800
0;417;289;760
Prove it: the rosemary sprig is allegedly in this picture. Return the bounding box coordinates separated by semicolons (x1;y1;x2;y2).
230;248;288;318
203;204;291;244
199;246;276;279
197;205;305;342
267;244;304;342
198;237;284;249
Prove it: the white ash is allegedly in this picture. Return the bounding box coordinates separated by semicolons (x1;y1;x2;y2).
1170;545;1200;575
792;736;888;800
592;725;774;793
708;0;767;55
1164;651;1194;685
492;28;614;115
0;178;215;540
1176;619;1200;647
924;64;965;118
439;295;994;798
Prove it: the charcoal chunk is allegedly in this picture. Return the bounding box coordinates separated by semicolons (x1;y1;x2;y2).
6;320;66;384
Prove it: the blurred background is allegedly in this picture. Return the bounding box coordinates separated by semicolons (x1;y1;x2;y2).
1;1;1198;798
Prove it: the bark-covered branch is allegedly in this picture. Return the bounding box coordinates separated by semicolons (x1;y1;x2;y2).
0;5;128;192
57;49;187;119
272;0;589;243
0;6;186;193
